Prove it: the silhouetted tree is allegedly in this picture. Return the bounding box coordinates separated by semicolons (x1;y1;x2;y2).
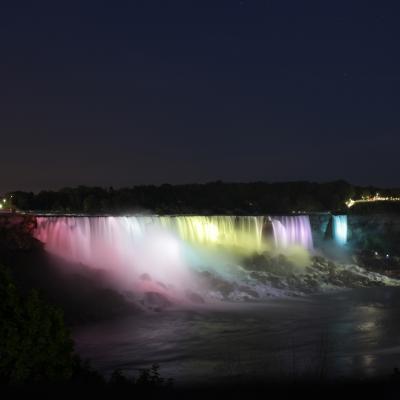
0;264;75;385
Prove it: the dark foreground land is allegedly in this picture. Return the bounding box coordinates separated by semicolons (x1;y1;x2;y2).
4;380;400;400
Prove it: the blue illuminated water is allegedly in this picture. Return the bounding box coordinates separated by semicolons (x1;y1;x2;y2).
333;215;348;245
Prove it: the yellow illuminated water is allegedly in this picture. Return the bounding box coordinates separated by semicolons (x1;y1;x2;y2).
158;216;268;254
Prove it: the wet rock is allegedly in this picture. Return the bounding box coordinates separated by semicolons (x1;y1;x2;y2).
249;271;270;284
237;285;259;298
143;291;171;308
185;290;205;304
242;253;298;276
156;281;168;289
197;271;236;298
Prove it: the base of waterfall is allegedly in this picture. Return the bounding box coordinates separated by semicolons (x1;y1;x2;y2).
36;250;399;315
128;253;400;310
228;253;399;299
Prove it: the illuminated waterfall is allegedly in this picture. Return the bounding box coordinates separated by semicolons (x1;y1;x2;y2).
270;216;313;250
34;215;267;256
158;216;265;252
33;215;314;297
332;215;348;245
34;215;314;258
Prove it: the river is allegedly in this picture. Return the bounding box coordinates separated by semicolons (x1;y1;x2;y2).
73;287;400;385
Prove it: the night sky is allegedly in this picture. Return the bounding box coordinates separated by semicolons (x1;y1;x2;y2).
1;1;400;192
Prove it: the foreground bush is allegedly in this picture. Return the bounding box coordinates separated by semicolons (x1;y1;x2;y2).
0;264;74;385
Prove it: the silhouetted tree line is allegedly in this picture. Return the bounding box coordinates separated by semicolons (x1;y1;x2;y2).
7;181;400;214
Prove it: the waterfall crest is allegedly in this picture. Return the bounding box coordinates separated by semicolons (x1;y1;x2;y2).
34;215;314;259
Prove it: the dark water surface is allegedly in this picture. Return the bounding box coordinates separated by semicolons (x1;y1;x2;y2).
73;288;400;385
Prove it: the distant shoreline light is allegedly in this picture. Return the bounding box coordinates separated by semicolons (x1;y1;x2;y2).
346;193;400;208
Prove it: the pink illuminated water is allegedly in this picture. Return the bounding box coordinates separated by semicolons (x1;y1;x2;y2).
33;215;314;302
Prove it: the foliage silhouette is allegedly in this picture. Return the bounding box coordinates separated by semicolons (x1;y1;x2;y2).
0;264;74;385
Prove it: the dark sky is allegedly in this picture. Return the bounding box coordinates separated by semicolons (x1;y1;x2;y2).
1;1;400;192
